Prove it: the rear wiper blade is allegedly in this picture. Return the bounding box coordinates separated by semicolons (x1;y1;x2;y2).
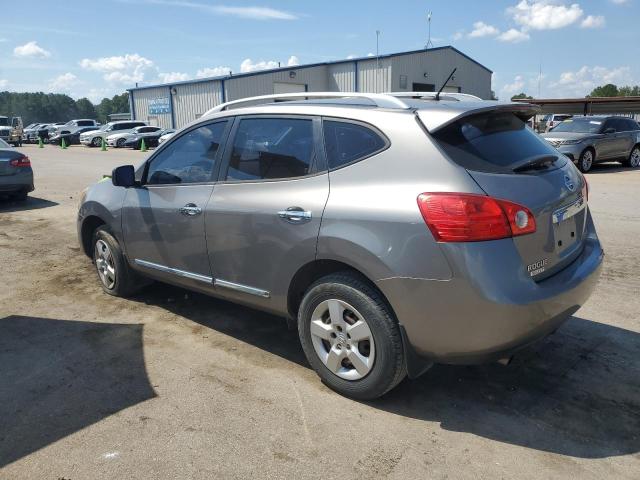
512;154;560;173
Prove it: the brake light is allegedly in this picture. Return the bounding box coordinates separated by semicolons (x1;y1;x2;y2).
9;156;30;168
417;193;536;242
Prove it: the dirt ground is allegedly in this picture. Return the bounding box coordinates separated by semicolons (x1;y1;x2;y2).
1;144;639;479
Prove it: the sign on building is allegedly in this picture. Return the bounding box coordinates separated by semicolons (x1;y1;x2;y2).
149;97;171;115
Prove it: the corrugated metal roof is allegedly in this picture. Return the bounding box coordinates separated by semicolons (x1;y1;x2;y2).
128;46;492;93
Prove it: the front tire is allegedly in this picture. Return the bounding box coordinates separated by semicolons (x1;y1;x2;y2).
578;148;594;173
116;138;126;148
298;272;406;400
623;145;640;168
91;137;102;148
92;226;141;297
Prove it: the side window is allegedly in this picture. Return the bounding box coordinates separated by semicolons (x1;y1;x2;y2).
627;119;640;131
146;121;227;185
225;117;315;181
602;120;616;133
139;127;154;133
323;120;387;170
77;120;93;126
113;123;126;131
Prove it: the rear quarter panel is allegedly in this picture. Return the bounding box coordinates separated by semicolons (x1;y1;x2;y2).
318;111;483;282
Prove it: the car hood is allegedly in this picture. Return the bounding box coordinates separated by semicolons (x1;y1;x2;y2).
81;129;103;136
107;132;131;140
542;131;598;141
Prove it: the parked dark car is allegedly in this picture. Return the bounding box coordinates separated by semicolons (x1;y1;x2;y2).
123;128;173;149
0;139;33;200
49;127;99;146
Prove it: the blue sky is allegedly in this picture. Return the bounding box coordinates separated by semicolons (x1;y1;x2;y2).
1;0;638;102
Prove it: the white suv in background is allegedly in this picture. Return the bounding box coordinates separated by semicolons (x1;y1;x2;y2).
80;121;147;147
54;119;100;136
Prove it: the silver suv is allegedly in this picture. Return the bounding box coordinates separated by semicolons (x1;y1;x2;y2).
542;116;640;172
77;92;603;399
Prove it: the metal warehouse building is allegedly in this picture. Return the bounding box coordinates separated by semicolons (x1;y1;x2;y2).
128;46;492;130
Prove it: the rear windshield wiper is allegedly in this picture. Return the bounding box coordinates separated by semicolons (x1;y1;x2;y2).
512;154;560;173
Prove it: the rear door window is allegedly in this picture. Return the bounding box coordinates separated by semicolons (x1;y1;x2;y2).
77;120;94;126
432;111;561;173
323;120;387;169
225;117;315;181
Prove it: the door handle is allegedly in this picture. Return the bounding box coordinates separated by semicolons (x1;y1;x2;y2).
277;207;312;224
179;203;202;216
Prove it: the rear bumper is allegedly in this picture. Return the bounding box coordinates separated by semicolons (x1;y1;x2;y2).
377;214;603;366
0;170;34;194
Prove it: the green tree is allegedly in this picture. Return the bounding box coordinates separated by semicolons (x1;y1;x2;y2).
95;93;129;123
589;84;619;97
511;92;533;100
618;85;640;97
75;97;97;119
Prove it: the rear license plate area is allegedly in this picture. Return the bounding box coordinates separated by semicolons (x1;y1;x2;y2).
552;196;586;254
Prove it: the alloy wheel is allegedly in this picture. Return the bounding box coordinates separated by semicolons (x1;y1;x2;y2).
582;150;593;172
309;299;375;381
630;147;640;168
94;239;116;289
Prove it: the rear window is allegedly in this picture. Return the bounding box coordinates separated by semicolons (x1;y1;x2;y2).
432;112;560;173
323;120;387;170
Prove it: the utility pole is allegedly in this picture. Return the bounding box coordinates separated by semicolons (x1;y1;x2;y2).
426;11;434;49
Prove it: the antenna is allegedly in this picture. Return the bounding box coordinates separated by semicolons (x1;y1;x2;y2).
426;11;434;49
435;67;456;101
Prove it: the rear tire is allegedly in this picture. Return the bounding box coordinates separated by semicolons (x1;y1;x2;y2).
578;148;594;173
11;191;28;201
298;272;406;400
92;226;141;297
622;145;640;168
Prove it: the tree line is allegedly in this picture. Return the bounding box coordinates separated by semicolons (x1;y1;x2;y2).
511;84;640;101
0;91;130;125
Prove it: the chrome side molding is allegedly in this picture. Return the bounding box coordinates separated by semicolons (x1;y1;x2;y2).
134;259;213;284
134;259;270;298
214;279;270;298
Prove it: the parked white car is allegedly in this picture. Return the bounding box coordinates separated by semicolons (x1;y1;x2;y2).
106;125;163;147
80;121;147;147
158;130;176;145
53;119;100;136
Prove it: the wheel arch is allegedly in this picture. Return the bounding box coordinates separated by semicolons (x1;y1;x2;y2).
80;215;106;257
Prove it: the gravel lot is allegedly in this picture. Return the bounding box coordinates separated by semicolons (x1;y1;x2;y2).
1;144;639;479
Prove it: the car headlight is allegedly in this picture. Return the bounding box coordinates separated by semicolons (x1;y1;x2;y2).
559;139;584;145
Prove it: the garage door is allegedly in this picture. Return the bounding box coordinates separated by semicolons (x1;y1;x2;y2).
273;82;306;94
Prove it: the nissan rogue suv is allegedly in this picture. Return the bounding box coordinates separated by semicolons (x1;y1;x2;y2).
77;92;603;399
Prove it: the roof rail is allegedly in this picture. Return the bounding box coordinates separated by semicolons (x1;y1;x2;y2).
204;92;412;115
389;92;483;102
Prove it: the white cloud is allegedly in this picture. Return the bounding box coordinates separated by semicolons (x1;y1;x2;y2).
367;53;375;57
452;31;465;41
581;15;605;28
240;58;279;73
501;75;526;96
498;28;531;42
468;21;500;38
0;79;8;89
346;54;357;59
549;65;634;97
13;41;51;58
80;53;154;85
508;0;584;30
610;0;628;4
158;72;191;83
287;55;300;67
134;1;297;20
48;72;79;93
196;66;232;78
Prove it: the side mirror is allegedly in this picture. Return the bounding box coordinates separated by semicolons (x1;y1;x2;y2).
112;165;136;188
604;128;615;135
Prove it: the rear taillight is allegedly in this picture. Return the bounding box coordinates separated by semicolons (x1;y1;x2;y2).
9;156;30;168
582;176;589;202
417;193;536;242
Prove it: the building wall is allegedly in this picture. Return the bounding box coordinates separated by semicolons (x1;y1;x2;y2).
224;65;328;101
172;80;223;127
131;86;173;129
327;62;356;91
387;50;492;99
131;48;493;129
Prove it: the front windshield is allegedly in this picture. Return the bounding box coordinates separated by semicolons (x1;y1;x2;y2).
551;118;603;134
0;138;9;148
100;124;112;131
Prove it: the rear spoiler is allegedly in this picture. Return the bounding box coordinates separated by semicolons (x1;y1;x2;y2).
418;102;541;133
